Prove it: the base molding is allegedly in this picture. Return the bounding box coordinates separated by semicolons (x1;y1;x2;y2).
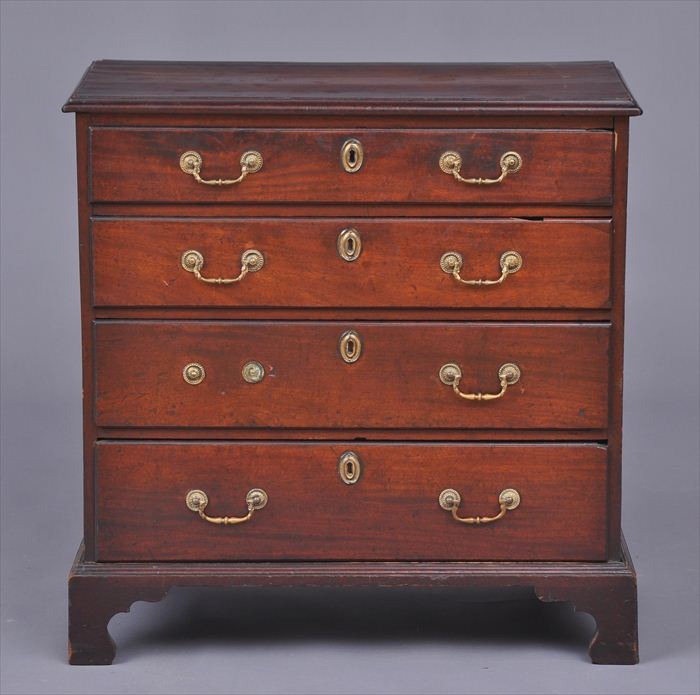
68;535;638;665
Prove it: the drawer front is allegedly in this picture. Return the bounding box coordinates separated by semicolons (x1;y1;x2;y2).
95;322;609;430
92;218;611;309
90;128;613;205
95;442;608;561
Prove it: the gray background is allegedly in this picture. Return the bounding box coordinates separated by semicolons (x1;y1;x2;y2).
1;1;698;693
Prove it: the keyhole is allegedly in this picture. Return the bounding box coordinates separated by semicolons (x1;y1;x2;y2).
341;139;363;173
339;451;361;484
337;228;361;262
339;330;362;363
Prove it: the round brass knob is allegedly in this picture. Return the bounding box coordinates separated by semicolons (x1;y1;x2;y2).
242;361;265;383
183;362;205;385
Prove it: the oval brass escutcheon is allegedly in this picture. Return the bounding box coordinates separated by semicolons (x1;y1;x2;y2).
339;330;362;363
341;138;364;173
337;227;362;262
338;451;361;485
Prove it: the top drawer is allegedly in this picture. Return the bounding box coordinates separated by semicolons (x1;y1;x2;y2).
89;128;613;205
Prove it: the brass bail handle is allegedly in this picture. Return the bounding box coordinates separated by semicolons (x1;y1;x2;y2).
439;150;522;185
439;362;521;401
438;488;521;525
185;488;268;526
181;249;264;285
180;150;263;186
440;251;522;286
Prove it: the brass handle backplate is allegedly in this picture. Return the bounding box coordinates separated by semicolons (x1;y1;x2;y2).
440;251;522;285
439;362;520;401
438;488;520;525
439;150;522;185
186;488;268;525
181;249;264;285
180;150;263;186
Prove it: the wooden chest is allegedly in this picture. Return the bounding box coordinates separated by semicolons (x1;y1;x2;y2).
64;61;641;664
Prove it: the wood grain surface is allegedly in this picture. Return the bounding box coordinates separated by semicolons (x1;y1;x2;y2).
64;61;641;116
95;442;608;561
94;321;610;430
89;128;613;205
92;218;612;309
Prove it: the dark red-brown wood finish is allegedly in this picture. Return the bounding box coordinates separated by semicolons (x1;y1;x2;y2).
65;61;640;665
94;322;610;430
68;539;638;666
63;61;641;116
95;442;608;562
92;219;612;309
89;127;613;205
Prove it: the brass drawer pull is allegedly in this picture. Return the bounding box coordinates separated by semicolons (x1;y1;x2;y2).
438;488;520;525
440;251;522;285
242;361;265;384
439;150;522;185
439;362;520;401
185;488;268;526
179;149;263;186
181;249;264;285
182;362;205;385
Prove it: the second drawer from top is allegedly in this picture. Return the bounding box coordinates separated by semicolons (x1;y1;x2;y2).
92;218;611;309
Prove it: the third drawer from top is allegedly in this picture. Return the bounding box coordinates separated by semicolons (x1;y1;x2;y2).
94;321;609;430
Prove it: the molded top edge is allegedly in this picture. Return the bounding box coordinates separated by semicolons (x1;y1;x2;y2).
63;60;642;115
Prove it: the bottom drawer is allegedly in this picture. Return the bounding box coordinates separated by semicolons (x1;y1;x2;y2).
95;442;607;562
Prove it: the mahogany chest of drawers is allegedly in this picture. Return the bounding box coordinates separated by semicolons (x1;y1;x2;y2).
64;61;641;664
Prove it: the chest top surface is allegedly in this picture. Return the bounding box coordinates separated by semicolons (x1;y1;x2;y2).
63;60;641;115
